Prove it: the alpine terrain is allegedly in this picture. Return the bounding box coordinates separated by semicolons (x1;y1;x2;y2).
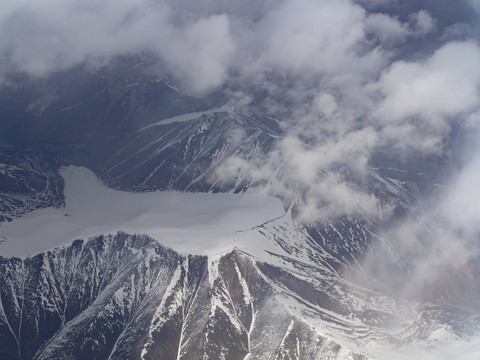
1;0;480;359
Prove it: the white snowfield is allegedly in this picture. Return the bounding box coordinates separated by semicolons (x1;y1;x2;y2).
0;166;285;258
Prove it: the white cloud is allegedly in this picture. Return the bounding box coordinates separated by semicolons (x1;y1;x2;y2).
252;0;370;74
314;93;338;117
409;10;436;36
154;14;235;93
365;13;409;45
375;41;480;122
0;0;235;93
440;137;480;239
370;41;480;154
442;22;471;40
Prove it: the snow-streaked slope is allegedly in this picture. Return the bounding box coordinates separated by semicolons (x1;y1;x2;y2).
0;167;478;360
0;149;64;223
2;229;476;360
0;233;369;360
0;166;284;257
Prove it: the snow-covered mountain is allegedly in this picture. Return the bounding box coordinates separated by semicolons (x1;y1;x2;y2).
1;61;480;360
1;180;478;359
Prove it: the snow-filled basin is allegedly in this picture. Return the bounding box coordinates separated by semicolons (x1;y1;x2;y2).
0;166;285;257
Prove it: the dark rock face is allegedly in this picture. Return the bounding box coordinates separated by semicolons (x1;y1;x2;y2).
0;233;371;360
1;228;476;360
97;110;279;193
0;147;64;223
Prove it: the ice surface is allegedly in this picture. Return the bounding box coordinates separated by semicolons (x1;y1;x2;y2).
0;166;285;257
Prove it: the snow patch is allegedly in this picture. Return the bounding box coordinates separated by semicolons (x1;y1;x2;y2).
138;104;232;131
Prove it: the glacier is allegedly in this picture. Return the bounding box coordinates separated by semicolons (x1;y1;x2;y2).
0;166;285;258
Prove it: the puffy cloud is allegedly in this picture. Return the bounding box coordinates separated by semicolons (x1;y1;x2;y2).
251;0;371;74
376;41;480;122
442;22;472;40
218;124;380;221
409;10;436;36
364;10;437;46
371;41;480;153
440;135;480;240
0;0;235;93
0;0;422;94
155;14;235;93
365;13;410;45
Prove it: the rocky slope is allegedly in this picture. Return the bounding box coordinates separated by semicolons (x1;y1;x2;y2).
1;63;480;360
